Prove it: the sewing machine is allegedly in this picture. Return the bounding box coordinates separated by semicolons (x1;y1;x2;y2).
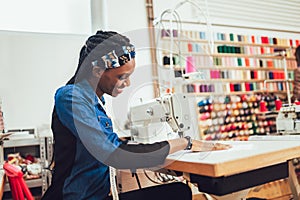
276;103;300;135
129;93;198;143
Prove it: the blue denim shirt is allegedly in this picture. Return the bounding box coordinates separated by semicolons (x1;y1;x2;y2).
54;80;122;200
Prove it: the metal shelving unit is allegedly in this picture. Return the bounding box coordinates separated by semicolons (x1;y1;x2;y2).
0;135;53;198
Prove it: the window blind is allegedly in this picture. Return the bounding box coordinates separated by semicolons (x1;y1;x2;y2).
197;0;300;33
153;0;300;33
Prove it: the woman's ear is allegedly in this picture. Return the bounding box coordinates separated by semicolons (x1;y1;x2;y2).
92;66;105;78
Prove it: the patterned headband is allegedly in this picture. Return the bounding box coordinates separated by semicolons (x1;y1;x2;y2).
92;45;135;69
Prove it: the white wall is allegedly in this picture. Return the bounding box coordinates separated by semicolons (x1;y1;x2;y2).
0;31;87;130
0;0;91;130
0;0;91;34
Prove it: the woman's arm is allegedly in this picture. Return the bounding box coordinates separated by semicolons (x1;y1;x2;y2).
104;138;189;169
105;138;231;169
168;138;189;154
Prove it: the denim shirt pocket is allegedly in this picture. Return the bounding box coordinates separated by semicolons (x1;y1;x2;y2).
98;116;113;132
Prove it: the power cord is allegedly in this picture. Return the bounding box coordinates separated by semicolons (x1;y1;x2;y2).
143;170;163;185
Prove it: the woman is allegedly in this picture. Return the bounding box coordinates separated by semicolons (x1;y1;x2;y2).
41;30;230;200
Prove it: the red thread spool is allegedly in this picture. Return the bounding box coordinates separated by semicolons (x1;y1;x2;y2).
275;98;282;111
295;100;300;105
260;99;267;112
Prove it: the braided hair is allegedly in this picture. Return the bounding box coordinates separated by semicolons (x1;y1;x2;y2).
66;30;133;85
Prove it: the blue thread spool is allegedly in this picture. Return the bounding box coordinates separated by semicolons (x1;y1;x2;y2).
269;71;274;79
216;33;221;40
249;83;253;91
221;33;225;41
200;32;206;39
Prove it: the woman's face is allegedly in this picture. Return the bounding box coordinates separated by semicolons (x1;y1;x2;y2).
98;59;136;97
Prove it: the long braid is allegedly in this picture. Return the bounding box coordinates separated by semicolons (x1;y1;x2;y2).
66;30;132;85
66;46;87;85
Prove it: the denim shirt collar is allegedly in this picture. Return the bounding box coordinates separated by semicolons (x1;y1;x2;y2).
76;79;105;107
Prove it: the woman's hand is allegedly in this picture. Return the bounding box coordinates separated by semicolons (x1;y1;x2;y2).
191;140;232;152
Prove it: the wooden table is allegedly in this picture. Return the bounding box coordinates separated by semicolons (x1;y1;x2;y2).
165;140;300;199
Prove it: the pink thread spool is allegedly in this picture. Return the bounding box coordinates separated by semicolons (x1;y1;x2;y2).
186;56;196;73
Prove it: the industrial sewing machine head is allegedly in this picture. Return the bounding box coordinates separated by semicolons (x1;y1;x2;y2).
129;93;197;143
276;103;300;135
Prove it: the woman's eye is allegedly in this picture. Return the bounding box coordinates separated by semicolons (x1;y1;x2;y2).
119;75;128;80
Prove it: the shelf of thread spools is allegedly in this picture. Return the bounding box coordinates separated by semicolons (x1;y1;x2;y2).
185;77;293;96
161;45;295;95
159;28;299;55
196;93;284;141
159;28;297;90
168;65;295;96
159;30;298;71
